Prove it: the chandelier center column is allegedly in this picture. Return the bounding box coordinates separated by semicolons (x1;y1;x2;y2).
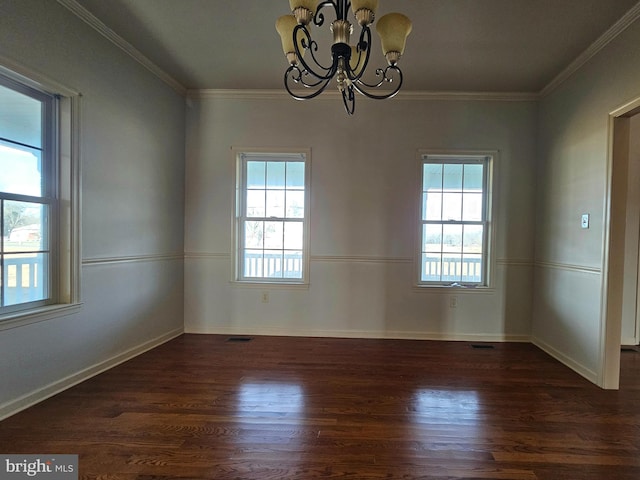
331;19;353;45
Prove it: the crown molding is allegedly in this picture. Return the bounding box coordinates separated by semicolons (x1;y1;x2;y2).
56;0;187;96
187;88;539;102
396;90;539;102
187;89;289;100
540;1;640;97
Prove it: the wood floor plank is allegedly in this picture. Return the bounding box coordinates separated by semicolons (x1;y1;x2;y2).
0;334;639;479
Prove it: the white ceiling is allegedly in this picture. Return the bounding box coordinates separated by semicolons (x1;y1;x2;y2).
69;0;639;93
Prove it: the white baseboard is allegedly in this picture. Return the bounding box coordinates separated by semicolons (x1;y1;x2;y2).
621;336;638;346
532;336;598;384
0;327;183;421
185;325;530;343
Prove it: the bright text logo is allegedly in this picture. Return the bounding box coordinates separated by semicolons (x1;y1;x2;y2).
0;456;77;480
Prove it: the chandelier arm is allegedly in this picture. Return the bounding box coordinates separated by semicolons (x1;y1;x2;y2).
315;1;341;27
285;65;329;89
284;66;334;100
341;84;356;115
294;24;336;79
298;75;327;89
354;69;387;89
352;65;404;100
346;26;372;82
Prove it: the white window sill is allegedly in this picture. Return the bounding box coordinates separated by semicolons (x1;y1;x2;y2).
230;280;310;290
412;284;495;293
0;303;83;332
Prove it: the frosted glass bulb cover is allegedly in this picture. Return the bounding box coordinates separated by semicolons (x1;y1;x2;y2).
376;12;412;56
289;0;317;15
276;15;306;64
276;15;297;54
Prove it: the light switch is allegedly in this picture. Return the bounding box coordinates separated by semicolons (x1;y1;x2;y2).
581;214;590;229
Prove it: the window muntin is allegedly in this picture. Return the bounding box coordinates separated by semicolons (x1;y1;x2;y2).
419;155;490;286
236;152;309;282
0;77;55;313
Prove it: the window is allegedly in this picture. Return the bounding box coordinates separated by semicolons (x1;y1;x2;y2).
0;76;55;313
418;154;493;286
234;150;310;283
0;64;80;326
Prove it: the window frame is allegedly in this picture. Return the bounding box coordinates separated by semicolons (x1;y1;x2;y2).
0;73;58;314
0;59;81;330
232;148;311;285
416;151;496;288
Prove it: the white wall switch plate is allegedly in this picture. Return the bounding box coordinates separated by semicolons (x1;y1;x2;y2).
581;213;590;229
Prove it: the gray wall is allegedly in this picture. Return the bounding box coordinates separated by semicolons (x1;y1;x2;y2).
184;93;537;341
0;0;185;416
533;17;640;385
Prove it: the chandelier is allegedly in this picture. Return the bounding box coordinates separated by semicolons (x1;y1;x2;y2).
276;0;412;115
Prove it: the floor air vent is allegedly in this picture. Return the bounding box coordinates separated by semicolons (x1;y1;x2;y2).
471;344;495;349
226;336;253;342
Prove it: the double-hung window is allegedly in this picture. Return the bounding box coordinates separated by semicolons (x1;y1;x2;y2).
0;64;80;325
234;150;310;283
0;75;55;313
419;153;493;286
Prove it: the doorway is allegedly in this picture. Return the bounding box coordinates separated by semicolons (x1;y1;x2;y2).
602;98;640;389
620;114;640;347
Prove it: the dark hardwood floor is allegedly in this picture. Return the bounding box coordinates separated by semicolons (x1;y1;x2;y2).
1;335;639;479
